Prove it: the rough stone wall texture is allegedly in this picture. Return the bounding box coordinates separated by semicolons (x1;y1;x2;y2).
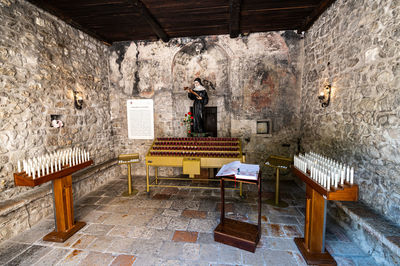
0;0;117;240
300;0;400;225
109;32;303;178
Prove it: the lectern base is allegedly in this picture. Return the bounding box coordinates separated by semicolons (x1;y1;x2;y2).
294;237;337;266
43;221;86;243
214;218;260;253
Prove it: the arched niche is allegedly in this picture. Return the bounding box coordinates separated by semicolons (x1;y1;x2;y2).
171;40;231;137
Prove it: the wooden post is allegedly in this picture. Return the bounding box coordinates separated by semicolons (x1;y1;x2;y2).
14;160;93;243
43;175;86;242
292;166;358;265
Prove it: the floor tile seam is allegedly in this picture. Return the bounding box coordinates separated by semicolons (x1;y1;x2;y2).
1;241;32;265
54;248;87;266
35;246;71;266
331;253;375;259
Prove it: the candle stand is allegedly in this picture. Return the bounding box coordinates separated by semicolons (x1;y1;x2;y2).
264;155;292;207
118;153;140;196
292;166;358;265
14;160;93;242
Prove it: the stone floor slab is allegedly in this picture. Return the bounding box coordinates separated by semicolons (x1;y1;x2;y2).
33;247;70;265
167;217;190;230
71;234;97;249
263;250;298;266
110;254;136;266
78;251;115;266
82;223;114;236
172;230;198;243
182;209;207;219
6;245;52;266
0;241;30;265
188;219;218;233
0;178;379;266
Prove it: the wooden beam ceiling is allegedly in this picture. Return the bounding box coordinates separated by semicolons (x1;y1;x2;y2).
127;0;169;42
229;0;241;38
25;0;337;44
301;0;337;31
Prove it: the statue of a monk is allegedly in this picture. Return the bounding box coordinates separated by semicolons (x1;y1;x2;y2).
184;78;209;133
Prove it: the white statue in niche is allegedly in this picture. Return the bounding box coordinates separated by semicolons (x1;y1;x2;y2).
51;120;64;128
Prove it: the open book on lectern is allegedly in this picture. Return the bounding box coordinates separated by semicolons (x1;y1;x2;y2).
216;161;259;181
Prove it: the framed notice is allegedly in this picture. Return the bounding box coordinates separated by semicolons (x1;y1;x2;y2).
127;99;154;139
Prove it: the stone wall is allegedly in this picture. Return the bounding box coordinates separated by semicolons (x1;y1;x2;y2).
0;0;117;240
300;0;400;225
109;32;303;178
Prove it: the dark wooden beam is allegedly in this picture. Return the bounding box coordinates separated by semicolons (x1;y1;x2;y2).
300;0;337;31
229;0;241;38
128;0;169;42
26;0;112;46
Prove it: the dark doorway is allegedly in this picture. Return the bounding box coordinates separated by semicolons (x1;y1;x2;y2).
190;106;217;137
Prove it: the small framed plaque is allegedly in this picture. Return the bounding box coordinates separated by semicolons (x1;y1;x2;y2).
256;120;271;136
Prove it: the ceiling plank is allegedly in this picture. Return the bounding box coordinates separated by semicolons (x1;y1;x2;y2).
26;0;112;45
300;0;336;31
127;0;169;42
229;0;241;38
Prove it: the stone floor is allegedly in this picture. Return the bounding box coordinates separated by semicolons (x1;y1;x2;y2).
0;176;378;265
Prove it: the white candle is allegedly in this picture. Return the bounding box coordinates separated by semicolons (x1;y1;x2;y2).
46;164;49;175
350;167;354;184
335;173;339;188
326;175;330;191
50;162;54;173
37;166;41;178
341;168;345;185
17;160;21;172
58;160;61;170
32;169;35;179
88;152;90;160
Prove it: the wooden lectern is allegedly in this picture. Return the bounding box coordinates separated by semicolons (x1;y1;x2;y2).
292;166;358;265
214;175;261;252
14;160;93;242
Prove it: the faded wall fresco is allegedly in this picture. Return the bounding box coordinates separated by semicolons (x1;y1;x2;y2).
109;32;303;178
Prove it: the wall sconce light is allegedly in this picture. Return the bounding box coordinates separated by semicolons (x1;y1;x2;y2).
73;91;83;110
318;84;331;107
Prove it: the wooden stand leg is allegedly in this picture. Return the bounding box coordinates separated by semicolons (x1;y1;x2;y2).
220;179;225;223
146;165;150;192
128;164;132;194
43;175;85;242
155;167;158;185
275;168;280;204
122;164;138;197
265;168;288;208
295;185;336;265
